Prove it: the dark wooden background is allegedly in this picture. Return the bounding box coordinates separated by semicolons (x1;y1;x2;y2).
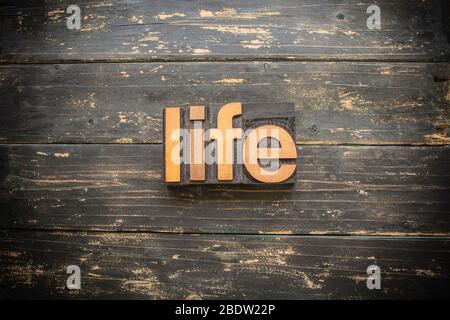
0;0;449;299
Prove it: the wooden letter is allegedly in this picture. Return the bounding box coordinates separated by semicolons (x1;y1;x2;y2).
189;106;205;181
243;125;297;183
209;102;243;181
189;105;205;120
164;107;181;182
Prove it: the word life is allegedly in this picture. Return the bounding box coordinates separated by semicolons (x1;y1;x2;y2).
164;102;297;184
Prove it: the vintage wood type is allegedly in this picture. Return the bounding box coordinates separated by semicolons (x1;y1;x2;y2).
189;106;206;181
189;106;206;121
243;125;297;183
163;102;297;184
0;0;449;299
164;107;181;183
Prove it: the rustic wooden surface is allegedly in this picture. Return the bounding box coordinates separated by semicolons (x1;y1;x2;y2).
1;230;449;299
0;0;449;299
0;62;449;145
1;144;449;235
0;0;449;62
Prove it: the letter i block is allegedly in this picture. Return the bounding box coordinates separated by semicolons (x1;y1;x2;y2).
163;102;297;185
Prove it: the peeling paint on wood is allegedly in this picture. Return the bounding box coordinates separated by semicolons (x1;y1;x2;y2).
0;62;448;145
1;0;449;62
1;144;448;234
0;230;449;299
0;0;449;300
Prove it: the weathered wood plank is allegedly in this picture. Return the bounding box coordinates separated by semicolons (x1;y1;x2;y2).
1;144;449;235
0;230;448;299
0;0;449;62
0;62;449;144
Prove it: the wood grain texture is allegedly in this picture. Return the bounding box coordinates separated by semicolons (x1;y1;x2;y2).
0;62;449;145
1;0;449;300
0;0;449;62
1;144;448;235
0;230;449;299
